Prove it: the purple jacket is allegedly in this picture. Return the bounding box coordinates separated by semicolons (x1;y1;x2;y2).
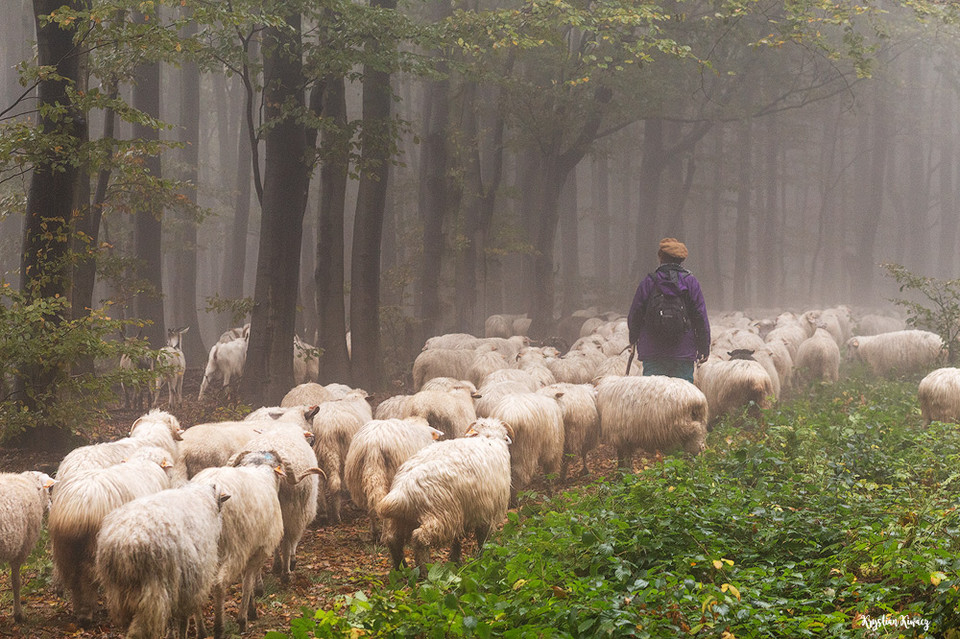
627;264;710;361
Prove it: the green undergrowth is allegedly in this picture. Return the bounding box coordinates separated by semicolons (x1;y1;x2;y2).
269;375;960;638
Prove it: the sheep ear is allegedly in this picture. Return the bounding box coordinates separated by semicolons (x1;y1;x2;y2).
43;478;57;490
472;392;482;399
464;425;478;437
160;458;173;469
303;431;316;446
217;490;231;507
304;405;320;421
555;391;565;399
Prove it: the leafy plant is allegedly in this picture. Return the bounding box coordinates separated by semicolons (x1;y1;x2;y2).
882;262;960;364
266;373;960;638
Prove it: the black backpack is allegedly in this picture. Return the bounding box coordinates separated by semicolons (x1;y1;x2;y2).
643;273;691;344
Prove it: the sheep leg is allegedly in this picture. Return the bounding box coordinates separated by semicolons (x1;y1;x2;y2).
11;563;23;623
449;536;463;564
212;583;225;639
237;564;259;631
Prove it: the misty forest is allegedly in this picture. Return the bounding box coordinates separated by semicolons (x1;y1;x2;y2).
2;0;960;448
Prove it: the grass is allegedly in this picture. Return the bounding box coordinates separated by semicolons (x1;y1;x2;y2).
269;373;960;638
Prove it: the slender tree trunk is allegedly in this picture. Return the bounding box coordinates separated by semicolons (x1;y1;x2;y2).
732;117;752;309
417;50;451;341
175;14;206;365
350;0;397;391
854;87;889;304
707;128;724;309
592;153;610;285
15;0;87;450
758;116;779;307
939;82;956;278
131;10;165;348
316;75;352;384
558;169;579;317
240;14;311;406
636;118;664;276
221;78;254;305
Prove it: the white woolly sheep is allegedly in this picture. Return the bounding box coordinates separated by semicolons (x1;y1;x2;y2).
794;328;841;384
855;313;905;336
695;355;775;425
198;336;248;400
595;375;709;468
593;353;643;381
293;335;320;384
0;471;55;622
918;367;960;425
402;384;480;439
758;339;793;392
846;329;945;377
466;348;512;389
422;332;479;350
55;410;183;483
488;391;564;503
230;423;323;583
218;323;250;344
324;382;356;399
801;310;844;347
711;328;766;354
373;394;412;420
193;449;314;638
537;383;600;477
412;348;479;391
281;382;334;407
764;323;807;361
475;381;533;418
377;417;513;570
480;367;542;392
50;446;175;625
546;350;603;385
95;481;230;639
343;417;442;539
154;326;188;408
310;398;368;523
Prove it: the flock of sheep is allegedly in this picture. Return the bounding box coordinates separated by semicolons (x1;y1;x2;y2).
2;304;959;638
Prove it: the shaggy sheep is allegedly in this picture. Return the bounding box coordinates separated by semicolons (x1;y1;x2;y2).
293;335;320;384
0;471;55;622
154;326;188;408
475;381;533;418
178;420;261;481
412;347;480;391
310;398;368;523
488;392;564;502
324;383;356;399
55;410;183;483
593;352;643;381
711;328;766;354
537;383;600;477
192;450;306;638
280;382;334;408
377;417;513;570
402;384;480;439
95;481;230;639
373;394;412;420
694;354;775;425
479;367;542;392
230;423;323;583
846;329;945;377
595;375;709;467
198;336;248;400
794;328;841;384
546;350;602;385
764;323;807;361
49;447;175;625
422;332;479;350
466;347;512;389
801;310;844;347
343;417;442;539
484;313;530;338
855;314;906;336
758;339;793;392
918;367;960;425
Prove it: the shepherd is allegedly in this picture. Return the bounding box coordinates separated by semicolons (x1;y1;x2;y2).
626;238;711;383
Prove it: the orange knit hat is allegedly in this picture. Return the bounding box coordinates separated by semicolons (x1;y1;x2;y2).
658;237;688;261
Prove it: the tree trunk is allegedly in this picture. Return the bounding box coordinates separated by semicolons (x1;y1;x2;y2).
175;14;206;365
221;76;255;307
350;0;397;391
417;57;451;341
239;14;311;406
592;153;610;285
131;9;165;348
316;75;352;385
758;116;779;307
853;87;888;304
635;118;664;277
558;168;579;318
732;117;752;309
15;0;87;450
939;81;956;278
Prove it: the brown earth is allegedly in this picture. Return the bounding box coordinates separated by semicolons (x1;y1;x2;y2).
0;369;629;639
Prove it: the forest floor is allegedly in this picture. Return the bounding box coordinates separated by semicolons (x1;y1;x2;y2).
0;369;628;639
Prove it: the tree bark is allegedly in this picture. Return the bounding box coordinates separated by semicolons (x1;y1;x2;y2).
558;168;579;318
174;14;206;365
316;75;352;384
732;117;752;309
131;10;165;348
15;0;87;450
239;14;311;406
592;153;610;285
350;0;397;391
